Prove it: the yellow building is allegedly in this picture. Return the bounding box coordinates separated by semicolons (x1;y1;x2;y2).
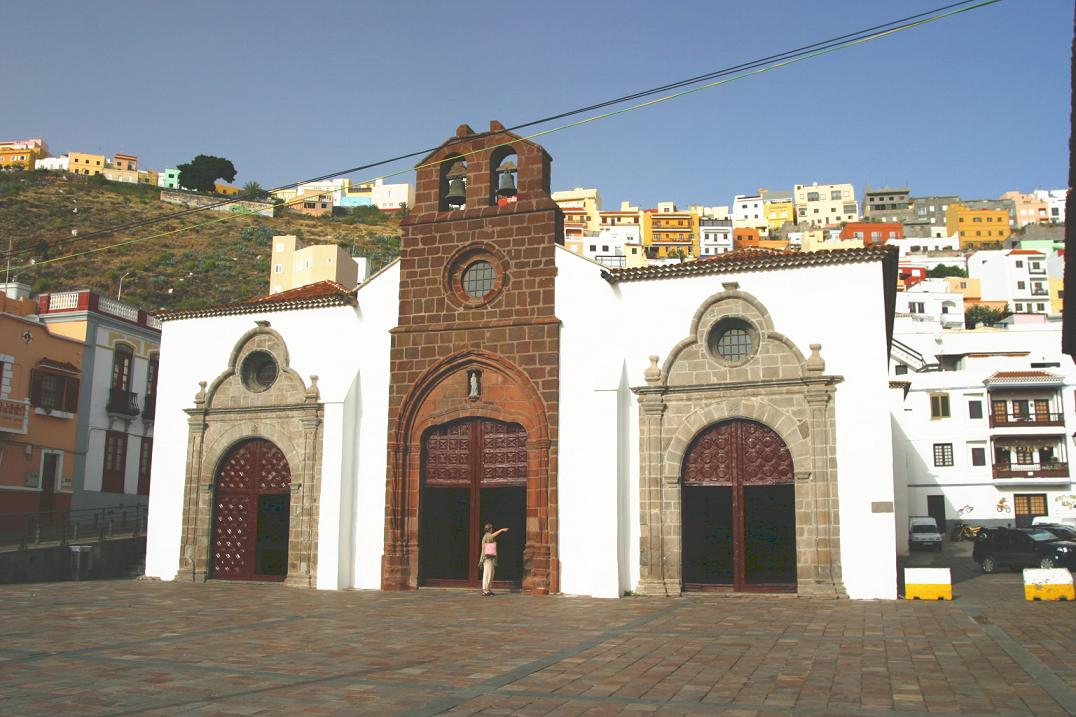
0;146;44;170
1049;277;1064;315
946;204;1011;248
138;169;159;186
552;187;602;234
763;197;795;233
68;152;106;176
270;235;365;294
944;276;982;304
215;182;242;196
642;204;699;259
102;153;139;183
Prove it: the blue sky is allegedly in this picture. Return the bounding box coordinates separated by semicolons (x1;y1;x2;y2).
1;0;1070;209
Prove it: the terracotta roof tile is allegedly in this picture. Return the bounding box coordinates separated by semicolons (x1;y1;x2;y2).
157;280;357;322
603;246;896;284
1008;249;1045;255
984;370;1063;385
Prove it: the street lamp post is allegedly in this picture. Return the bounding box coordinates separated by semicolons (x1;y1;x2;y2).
117;271;133;300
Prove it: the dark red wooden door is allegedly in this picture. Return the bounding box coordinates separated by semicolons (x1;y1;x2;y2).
212;439;291;581
682;420;796;592
421;418;527;586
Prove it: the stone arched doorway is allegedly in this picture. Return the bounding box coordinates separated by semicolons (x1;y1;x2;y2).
419;418;527;588
211;438;292;581
681;420;796;592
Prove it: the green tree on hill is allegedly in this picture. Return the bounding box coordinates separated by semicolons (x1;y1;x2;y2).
926;265;967;278
240;181;269;201
177;155;237;193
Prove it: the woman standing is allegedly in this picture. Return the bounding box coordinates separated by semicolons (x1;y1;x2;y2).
479;523;509;596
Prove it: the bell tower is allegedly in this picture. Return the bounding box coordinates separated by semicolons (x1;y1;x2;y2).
382;120;563;594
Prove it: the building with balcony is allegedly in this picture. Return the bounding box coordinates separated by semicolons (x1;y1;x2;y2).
968;249;1050;315
792;182;858;227
762;191;794;234
863;187;914;224
699;218;734;256
0;139;48;170
35;290;161;511
0;290;84;517
642;204;698;259
552;187;602;234
1033;188;1066;224
1000;191;1049;228
897;279;965;330
102;153;140;184
889;321;1076;548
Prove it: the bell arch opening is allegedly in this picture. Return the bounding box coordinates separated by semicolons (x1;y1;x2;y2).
681;419;797;592
489;146;518;207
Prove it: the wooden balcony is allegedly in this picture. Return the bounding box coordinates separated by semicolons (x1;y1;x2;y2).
989;411;1064;428
0;398;30;435
993;462;1069;479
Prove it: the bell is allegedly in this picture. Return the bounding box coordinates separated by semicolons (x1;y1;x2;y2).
497;162;517;198
445;176;467;208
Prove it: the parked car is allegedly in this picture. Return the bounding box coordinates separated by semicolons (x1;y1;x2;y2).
908;516;943;551
972;527;1076;572
1036;524;1076;541
1031;516;1076;530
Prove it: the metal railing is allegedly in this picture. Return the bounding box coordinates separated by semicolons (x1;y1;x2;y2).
142;393;156;421
107;388;140;416
0;504;148;551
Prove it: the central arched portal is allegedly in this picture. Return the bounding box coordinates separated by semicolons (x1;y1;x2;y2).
682;419;796;592
419;418;527;588
211;438;292;581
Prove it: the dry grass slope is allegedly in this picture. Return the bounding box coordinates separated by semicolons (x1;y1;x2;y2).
0;171;401;312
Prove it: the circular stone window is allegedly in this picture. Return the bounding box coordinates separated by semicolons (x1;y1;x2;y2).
241;351;279;392
707;318;757;365
461;260;497;300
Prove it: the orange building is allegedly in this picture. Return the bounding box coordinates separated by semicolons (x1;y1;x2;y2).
643;207;699;258
0;293;84;517
839;222;904;244
733;227;761;249
946;204;1010;248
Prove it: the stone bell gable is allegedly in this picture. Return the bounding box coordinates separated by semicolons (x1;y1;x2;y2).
382;121;563;594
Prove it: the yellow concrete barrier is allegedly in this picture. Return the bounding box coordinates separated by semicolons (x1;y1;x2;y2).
904;567;952;600
1023;568;1075;601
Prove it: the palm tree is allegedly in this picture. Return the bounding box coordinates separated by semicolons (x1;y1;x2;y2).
240;181;268;201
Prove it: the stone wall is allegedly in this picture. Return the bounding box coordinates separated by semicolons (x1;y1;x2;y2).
634;288;845;597
382;121;563;593
159;189;275;218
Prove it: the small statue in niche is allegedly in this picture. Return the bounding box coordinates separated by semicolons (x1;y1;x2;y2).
467;369;481;400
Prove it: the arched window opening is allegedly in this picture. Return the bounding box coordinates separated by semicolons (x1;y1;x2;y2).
489;146;518;206
440;155;467;211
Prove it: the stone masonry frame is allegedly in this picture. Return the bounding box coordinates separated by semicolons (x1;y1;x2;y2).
634;288;846;598
176;321;324;587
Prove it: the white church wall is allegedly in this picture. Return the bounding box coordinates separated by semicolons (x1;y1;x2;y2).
555;248;632;598
612;259;897;600
349;262;400;589
144;302;367;583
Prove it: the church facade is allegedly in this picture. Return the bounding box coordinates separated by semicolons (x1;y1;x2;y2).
145;122;900;599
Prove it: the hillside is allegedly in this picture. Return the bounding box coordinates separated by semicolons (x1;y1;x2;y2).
0;171;402;312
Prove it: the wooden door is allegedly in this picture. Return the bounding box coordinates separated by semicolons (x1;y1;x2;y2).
420;418;527;587
211;439;291;581
927;495;947;535
39;453;59;514
682;420;796;592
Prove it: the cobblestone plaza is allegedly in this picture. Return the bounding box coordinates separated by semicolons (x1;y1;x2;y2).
2;548;1074;717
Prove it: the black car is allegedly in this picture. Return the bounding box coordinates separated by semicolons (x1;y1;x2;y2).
972;527;1076;572
1036;524;1076;542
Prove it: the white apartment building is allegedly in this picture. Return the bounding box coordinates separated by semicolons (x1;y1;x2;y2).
1033;189;1066;225
887;234;959;258
699;219;734;256
35;291;162;512
897;279;965;330
890;321;1076;552
371;179;415;211
967;249;1050;315
35;156;69;171
582;225;643;269
793;182;858;227
731;194;766;231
